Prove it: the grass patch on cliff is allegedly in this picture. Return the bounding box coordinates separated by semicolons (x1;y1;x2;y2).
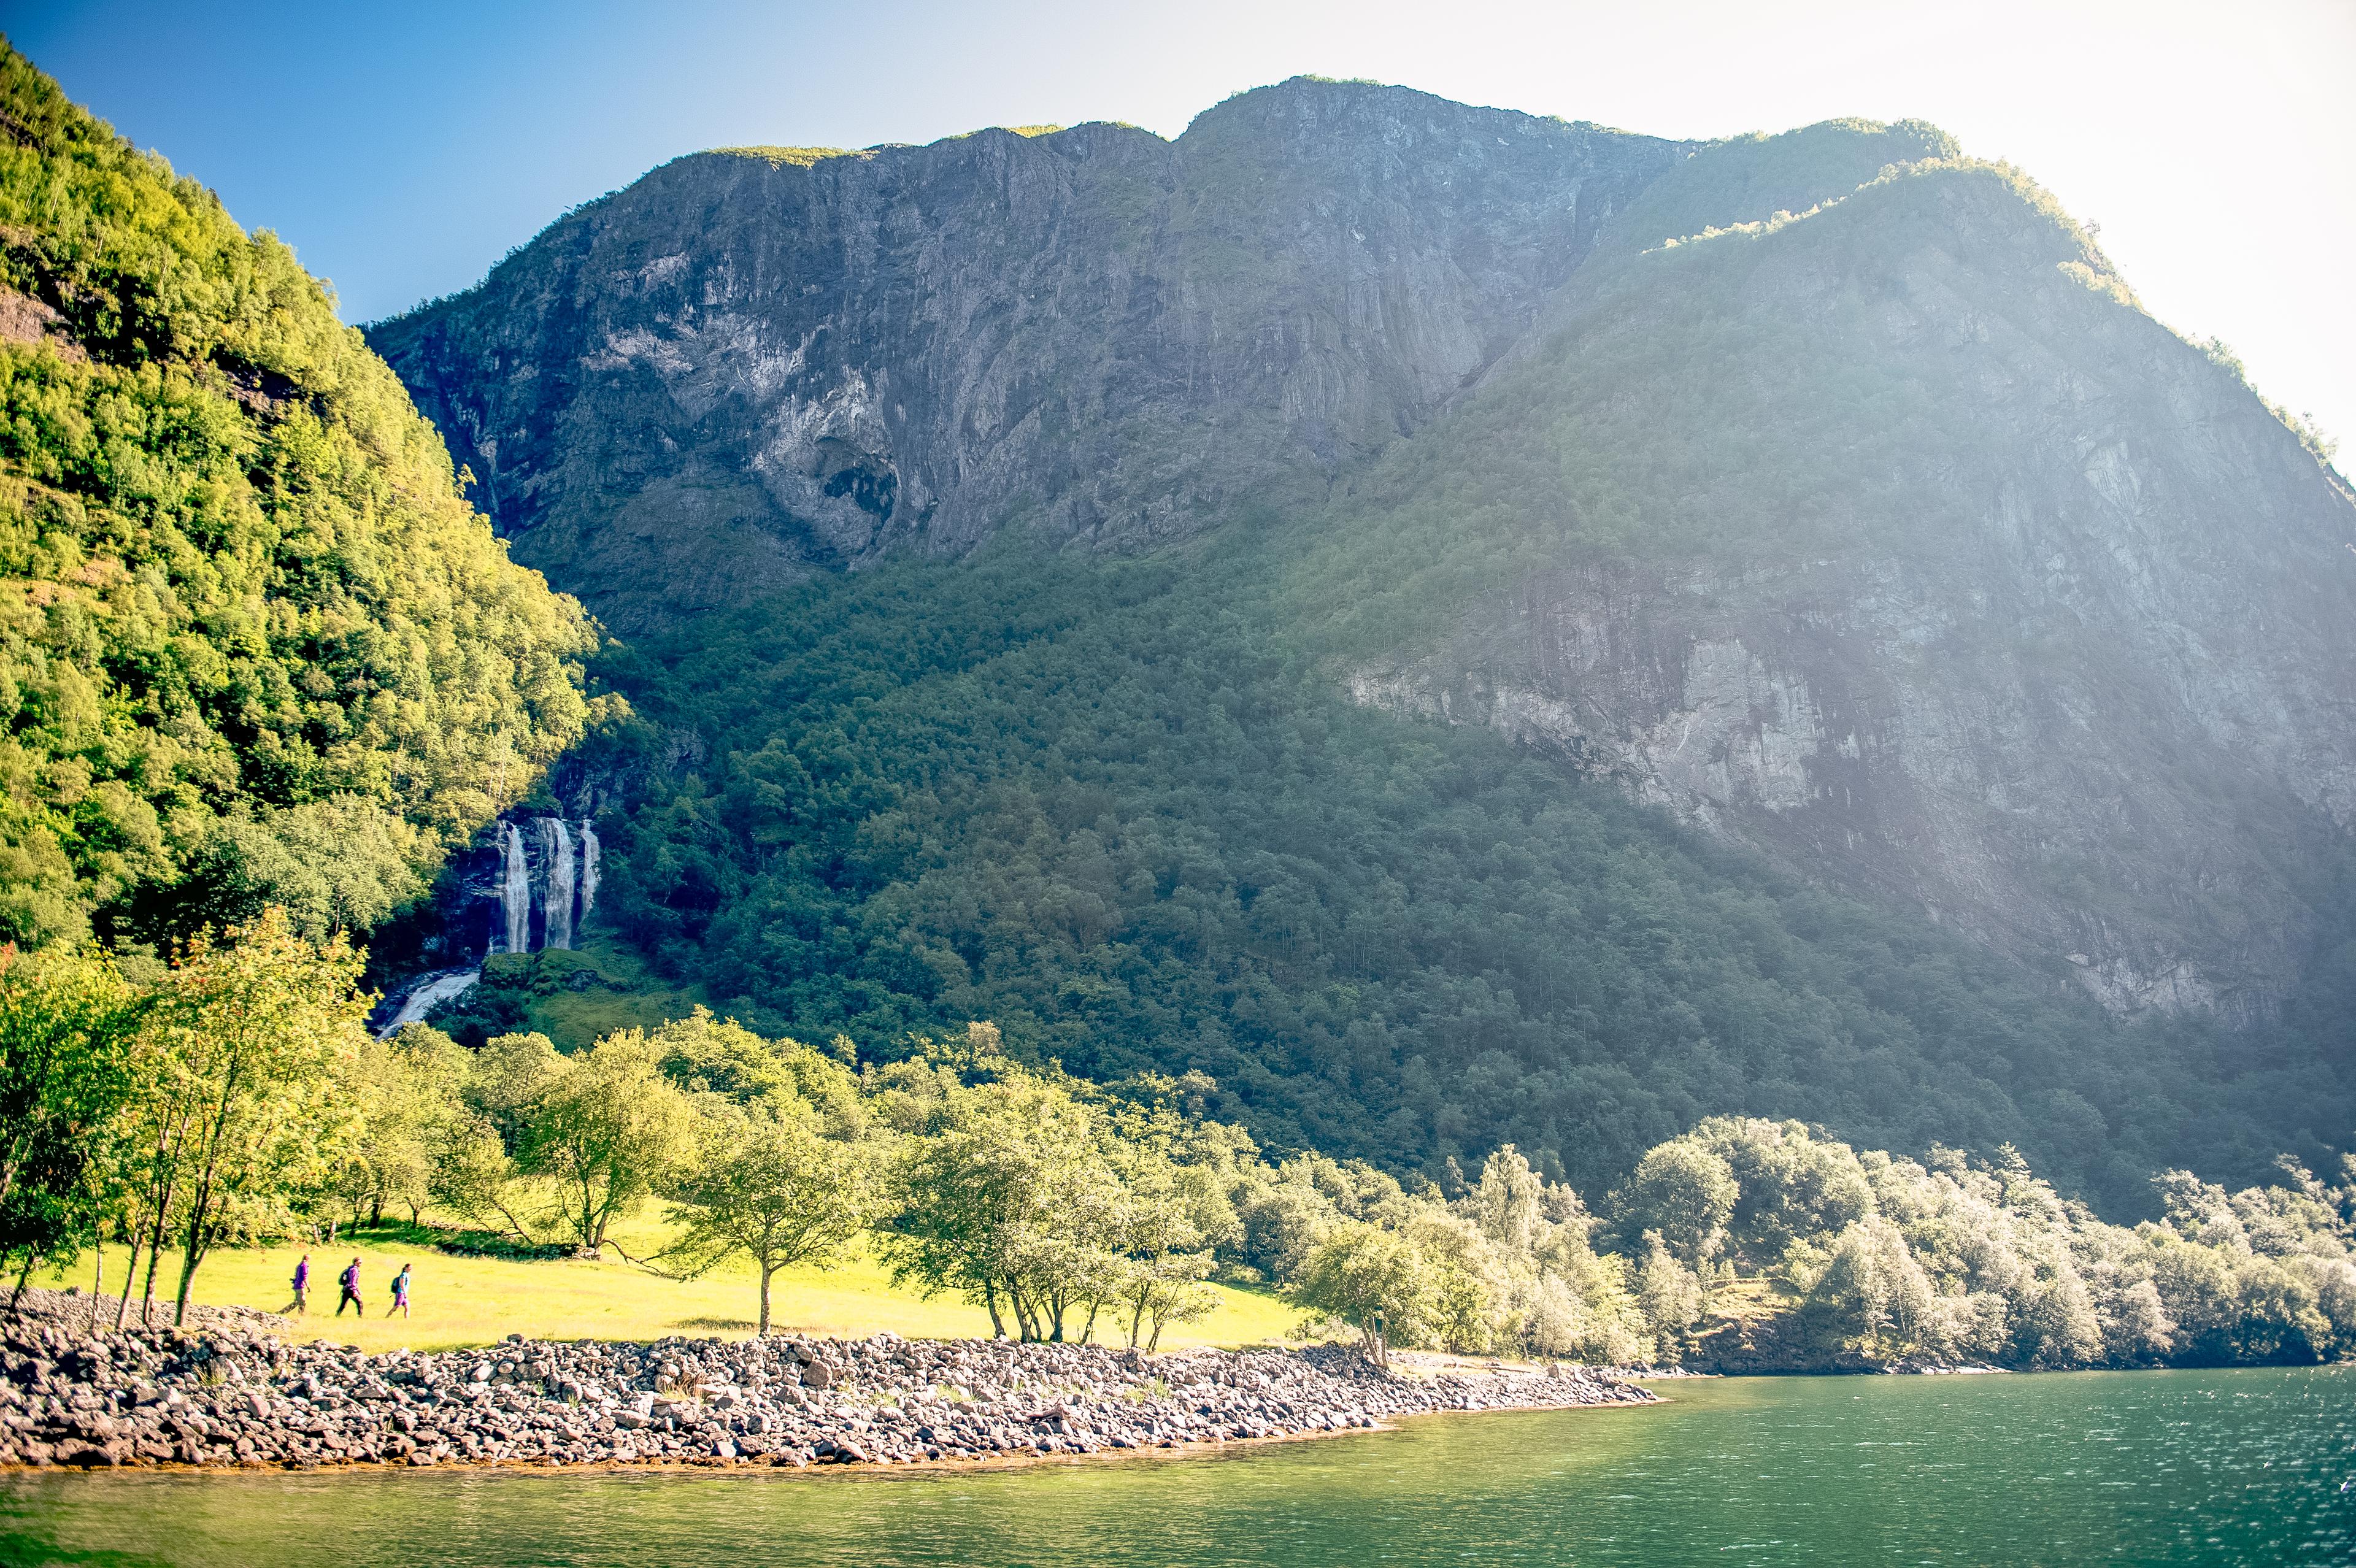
420;939;711;1053
706;145;861;167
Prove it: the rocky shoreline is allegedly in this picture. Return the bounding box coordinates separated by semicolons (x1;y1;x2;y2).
0;1293;1656;1473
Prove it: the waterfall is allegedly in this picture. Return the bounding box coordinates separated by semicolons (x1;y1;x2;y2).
542;818;577;951
579;819;601;924
378;969;481;1038
499;823;531;955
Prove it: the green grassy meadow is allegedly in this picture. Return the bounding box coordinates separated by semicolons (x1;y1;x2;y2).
40;1222;1306;1355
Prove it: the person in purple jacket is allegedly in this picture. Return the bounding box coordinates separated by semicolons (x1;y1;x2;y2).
335;1257;364;1316
285;1253;310;1314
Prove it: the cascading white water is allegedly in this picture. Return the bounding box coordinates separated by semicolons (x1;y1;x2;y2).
377;969;481;1038
542;817;576;951
500;822;531;955
578;819;601;924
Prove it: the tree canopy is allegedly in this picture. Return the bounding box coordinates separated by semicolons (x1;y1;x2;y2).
0;44;599;953
543;534;2353;1219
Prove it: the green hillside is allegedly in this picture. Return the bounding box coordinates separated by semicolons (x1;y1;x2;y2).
1283;150;2123;651
0;43;597;953
428;529;2333;1218
445;129;2356;1216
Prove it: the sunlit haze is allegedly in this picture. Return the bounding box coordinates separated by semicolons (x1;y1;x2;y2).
14;0;2354;450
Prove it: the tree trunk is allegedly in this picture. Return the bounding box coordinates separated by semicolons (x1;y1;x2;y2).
981;1280;1007;1340
88;1244;102;1337
1011;1287;1040;1343
139;1153;178;1328
174;1247;197;1326
486;1192;539;1248
575;1177;599;1257
580;1184;604;1258
139;1207;168;1328
172;1227;196;1326
174;1194;214;1326
758;1262;774;1336
114;1221;142;1331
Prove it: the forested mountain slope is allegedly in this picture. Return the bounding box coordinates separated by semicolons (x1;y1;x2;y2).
0;45;596;951
376;92;2356;1029
371;84;2355;1209
458;526;2347;1218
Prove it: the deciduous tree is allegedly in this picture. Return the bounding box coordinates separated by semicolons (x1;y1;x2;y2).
0;945;141;1304
515;1029;691;1256
140;909;370;1324
660;1091;872;1334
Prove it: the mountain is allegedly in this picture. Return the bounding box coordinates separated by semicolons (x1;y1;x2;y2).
1315;145;2356;1024
0;45;596;951
371;81;2355;1204
375;83;2355;1026
368;83;1709;630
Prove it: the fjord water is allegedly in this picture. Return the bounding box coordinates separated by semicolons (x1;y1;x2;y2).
2;1370;2349;1567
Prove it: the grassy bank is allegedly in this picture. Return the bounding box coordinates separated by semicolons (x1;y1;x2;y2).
36;1225;1304;1355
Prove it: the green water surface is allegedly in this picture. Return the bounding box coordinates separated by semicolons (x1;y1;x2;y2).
2;1369;2350;1566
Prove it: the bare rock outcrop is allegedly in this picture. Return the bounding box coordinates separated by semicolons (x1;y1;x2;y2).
368;79;1689;631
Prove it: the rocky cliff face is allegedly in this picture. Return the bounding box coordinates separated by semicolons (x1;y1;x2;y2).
1341;162;2356;1021
369;80;1687;631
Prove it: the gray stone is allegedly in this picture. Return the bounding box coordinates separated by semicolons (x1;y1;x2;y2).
368;81;1694;636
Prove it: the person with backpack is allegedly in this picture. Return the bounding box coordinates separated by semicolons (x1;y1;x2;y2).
336;1257;364;1316
387;1263;412;1320
285;1253;310;1314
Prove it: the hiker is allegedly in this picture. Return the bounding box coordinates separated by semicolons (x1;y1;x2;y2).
285;1253;310;1315
387;1262;411;1320
336;1256;363;1316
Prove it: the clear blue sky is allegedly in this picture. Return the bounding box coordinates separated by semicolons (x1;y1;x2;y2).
11;0;2353;447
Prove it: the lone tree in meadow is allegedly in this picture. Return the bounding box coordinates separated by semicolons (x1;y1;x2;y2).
884;1071;1128;1343
514;1030;693;1258
658;1091;874;1334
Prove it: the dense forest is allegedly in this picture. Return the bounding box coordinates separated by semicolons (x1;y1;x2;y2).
0;45;599;954
421;531;2355;1217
